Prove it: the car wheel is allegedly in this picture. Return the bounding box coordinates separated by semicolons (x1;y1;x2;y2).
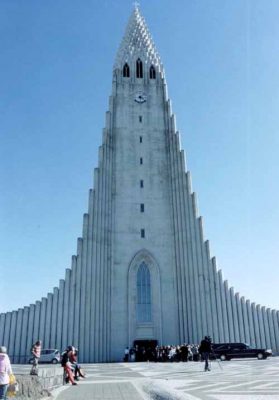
220;354;227;361
257;353;264;360
52;359;58;364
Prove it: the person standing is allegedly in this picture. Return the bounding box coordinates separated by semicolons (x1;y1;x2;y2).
199;336;212;371
0;346;13;400
30;340;42;375
124;347;129;362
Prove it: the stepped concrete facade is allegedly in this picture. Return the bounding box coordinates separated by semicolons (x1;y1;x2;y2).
1;7;278;363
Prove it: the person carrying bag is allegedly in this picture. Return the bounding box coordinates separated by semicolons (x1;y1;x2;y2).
0;346;17;400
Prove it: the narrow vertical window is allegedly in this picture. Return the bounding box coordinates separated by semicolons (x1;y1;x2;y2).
140;203;144;212
123;63;130;77
150;65;156;79
139;136;142;143
139;116;142;123
140;180;144;188
140;229;145;238
136;58;143;78
140;157;143;164
137;262;151;322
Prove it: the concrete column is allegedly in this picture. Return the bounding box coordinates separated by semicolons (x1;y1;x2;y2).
20;307;29;363
184;172;197;343
26;305;35;361
207;250;218;342
262;307;271;349
196;217;209;339
73;239;83;349
93;167;102;362
212;259;224;342
199;222;212;340
8;311;17;363
44;293;53;349
230;288;240;341
106;131;113;360
218;270;229;342
3;312;11;351
50;288;59;348
100;145;108;360
14;309;23;363
190;192;203;343
89;174;99;362
241;297;250;344
39;298;47;347
0;314;5;345
102;140;111;361
56;280;65;352
62;269;71;350
68;258;77;349
79;214;89;362
246;300;256;347
33;301;41;343
257;304;266;348
272;310;279;350
84;192;94;362
251;303;261;347
236;293;245;342
176;149;190;342
167;132;184;342
224;281;234;341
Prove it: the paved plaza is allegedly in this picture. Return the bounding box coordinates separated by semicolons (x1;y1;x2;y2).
48;358;279;400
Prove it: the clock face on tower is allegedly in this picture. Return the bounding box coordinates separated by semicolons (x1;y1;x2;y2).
134;92;147;103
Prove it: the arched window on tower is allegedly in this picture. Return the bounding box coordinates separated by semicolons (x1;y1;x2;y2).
123;63;130;78
136;262;151;322
136;58;143;78
149;65;156;79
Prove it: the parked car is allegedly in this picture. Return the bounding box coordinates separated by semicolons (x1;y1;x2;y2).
211;342;272;361
29;349;60;364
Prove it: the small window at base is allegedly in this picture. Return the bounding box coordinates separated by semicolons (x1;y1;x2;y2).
140;180;144;188
140;157;143;164
141;229;145;238
140;136;142;143
139;116;142;122
140;204;144;212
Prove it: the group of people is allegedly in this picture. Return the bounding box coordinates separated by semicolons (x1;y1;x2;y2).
60;345;85;385
29;340;85;386
124;336;213;371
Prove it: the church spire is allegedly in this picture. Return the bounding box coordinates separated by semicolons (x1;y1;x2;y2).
114;6;164;74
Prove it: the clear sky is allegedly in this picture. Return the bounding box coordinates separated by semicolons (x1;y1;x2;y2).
1;0;279;314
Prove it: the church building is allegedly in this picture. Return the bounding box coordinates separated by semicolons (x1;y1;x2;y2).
1;6;278;363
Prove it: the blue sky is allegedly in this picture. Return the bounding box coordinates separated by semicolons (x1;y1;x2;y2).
0;0;279;314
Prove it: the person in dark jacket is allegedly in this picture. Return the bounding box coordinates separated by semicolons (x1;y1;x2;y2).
199;336;212;371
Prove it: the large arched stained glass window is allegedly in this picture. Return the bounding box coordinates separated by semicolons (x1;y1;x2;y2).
136;262;151;322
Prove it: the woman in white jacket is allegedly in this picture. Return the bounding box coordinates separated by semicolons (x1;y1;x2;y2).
0;346;13;400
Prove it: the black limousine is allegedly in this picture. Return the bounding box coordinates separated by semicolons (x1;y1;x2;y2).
211;342;272;361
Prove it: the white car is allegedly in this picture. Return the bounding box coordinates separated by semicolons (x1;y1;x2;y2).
29;349;60;364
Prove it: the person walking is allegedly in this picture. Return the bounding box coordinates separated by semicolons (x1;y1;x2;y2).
199;336;212;371
0;346;14;400
30;340;42;375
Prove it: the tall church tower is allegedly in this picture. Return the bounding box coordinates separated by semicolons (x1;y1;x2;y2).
1;6;279;363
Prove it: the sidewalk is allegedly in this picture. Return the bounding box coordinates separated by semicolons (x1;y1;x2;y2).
53;381;146;400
